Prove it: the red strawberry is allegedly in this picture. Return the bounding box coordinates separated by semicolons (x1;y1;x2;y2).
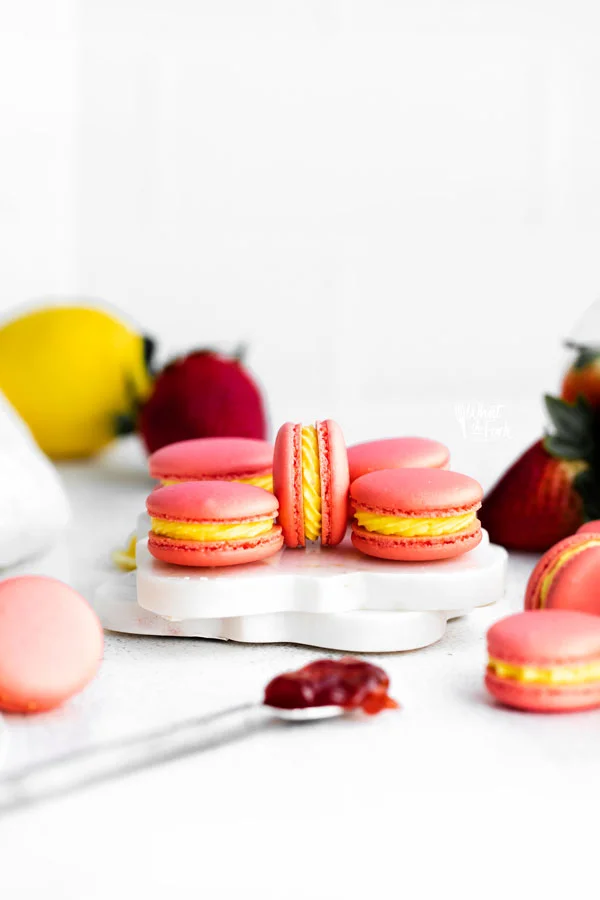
480;396;600;552
561;342;600;409
138;349;267;454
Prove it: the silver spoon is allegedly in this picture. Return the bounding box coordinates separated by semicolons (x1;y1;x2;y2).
0;702;345;814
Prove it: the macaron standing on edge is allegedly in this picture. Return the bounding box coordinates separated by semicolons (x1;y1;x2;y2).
273;420;350;548
147;481;283;567
525;532;600;616
0;576;104;714
350;468;483;561
348;437;450;484
485;610;600;712
149;437;274;491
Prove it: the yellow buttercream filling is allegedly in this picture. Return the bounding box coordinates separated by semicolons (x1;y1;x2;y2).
354;509;476;537
488;657;600;686
237;473;274;492
161;473;273;492
539;539;600;607
112;534;138;571
150;517;274;542
301;426;322;541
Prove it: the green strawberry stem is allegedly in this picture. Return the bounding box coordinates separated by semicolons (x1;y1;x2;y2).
543;395;594;460
114;338;156;437
564;341;600;371
543;393;600;521
143;335;157;377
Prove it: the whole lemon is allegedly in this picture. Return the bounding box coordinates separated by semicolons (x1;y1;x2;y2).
0;306;154;459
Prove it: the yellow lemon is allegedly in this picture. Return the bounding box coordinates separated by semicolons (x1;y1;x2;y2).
0;306;153;459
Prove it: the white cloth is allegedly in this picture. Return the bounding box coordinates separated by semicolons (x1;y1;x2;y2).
0;391;70;567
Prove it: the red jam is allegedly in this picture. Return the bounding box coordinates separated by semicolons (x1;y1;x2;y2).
264;657;399;715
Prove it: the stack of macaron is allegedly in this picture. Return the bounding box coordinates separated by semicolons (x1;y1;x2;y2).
113;436;276;570
145;438;277;568
142;423;485;569
484;520;600;714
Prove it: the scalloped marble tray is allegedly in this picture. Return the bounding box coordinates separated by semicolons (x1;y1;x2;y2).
94;574;450;652
135;531;506;619
93;529;507;652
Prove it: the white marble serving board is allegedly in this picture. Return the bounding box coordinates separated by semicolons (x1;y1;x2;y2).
135;530;507;620
93;528;507;652
94;572;457;652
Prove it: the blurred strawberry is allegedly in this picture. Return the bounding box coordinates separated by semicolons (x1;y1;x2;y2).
561;342;600;408
138;349;267;454
480;396;600;552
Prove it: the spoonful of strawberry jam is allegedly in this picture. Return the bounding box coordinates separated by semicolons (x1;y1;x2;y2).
0;658;398;812
264;658;399;716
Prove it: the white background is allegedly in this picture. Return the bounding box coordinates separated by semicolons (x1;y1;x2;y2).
2;3;600;897
4;2;600;478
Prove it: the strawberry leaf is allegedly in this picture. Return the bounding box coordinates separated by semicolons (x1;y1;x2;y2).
143;335;156;377
115;413;136;436
233;343;248;364
115;374;147;437
543;434;590;460
564;341;600;371
574;468;600;520
544;395;594;461
545;394;592;436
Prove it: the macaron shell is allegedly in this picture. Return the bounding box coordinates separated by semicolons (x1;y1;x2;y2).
487;610;600;666
149;437;273;481
485;670;600;712
348;437;450;483
351;519;482;561
148;527;284;567
273;422;304;548
318;419;350;547
350;468;483;517
148;481;279;524
577;520;600;535
525;534;600;612
0;576;103;714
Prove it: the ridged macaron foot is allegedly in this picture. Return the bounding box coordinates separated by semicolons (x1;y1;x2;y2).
485;610;600;712
149;437;274;492
348;437;450;484
0;576;104;714
350;468;482;561
147;481;283;567
525;533;600;615
273;419;349;548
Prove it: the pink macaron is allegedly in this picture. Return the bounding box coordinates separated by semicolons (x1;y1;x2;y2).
350;468;483;561
147;481;283;567
149;437;274;492
486;610;600;712
0;576;104;714
348;437;450;484
525;532;600;616
577;520;600;536
273;419;349;548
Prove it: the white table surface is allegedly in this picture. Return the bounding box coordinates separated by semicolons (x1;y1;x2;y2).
1;438;598;900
